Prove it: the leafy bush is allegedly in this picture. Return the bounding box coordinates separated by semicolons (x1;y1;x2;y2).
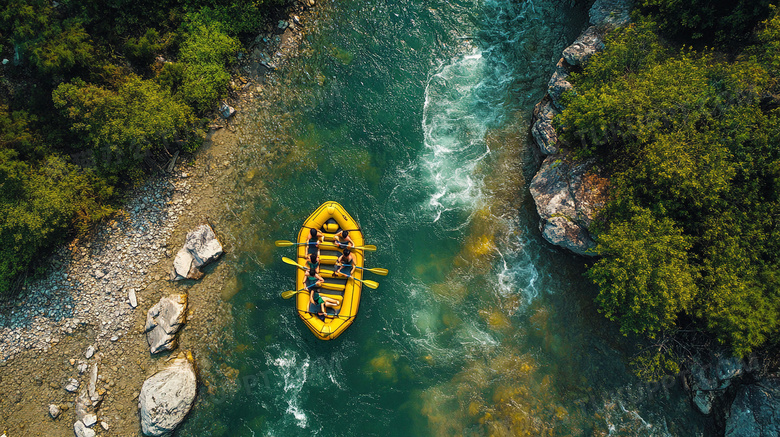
589;206;697;337
635;0;775;45
561;17;780;359
177;21;240;112
52;75;196;172
0;151;113;293
27;19;94;74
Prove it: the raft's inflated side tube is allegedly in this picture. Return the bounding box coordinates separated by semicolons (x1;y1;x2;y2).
294;201;364;340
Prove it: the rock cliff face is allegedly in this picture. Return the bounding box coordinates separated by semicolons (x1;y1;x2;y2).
528;0;633;256
528;155;608;256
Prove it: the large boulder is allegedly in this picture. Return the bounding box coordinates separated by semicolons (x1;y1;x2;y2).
529;155;608;256
562;26;604;67
171;224;223;281
531;97;559;155
139;351;198;437
145;294;188;354
725;376;780;437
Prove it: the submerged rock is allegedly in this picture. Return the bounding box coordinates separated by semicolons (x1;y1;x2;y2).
139;351;198;436
726;376;780;437
65;378;80;392
171;224;224;281
145;294;188;354
219;101;236;119
49;403;61;419
529;155;608;256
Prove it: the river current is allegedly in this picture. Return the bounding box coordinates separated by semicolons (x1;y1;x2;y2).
180;0;706;435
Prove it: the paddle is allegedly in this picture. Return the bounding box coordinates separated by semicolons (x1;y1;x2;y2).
281;283;316;299
282;257;379;289
275;240;377;251
356;265;389;276
335;272;379;289
275;240;317;247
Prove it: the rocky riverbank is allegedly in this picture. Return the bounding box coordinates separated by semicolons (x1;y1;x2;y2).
528;0;780;434
0;2;315;435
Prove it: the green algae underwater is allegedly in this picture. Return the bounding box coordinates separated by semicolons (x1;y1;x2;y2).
178;0;707;435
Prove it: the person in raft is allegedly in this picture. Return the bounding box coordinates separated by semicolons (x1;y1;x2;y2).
306;268;338;316
334;248;356;278
334;230;354;249
308;228;324;247
306;252;320;274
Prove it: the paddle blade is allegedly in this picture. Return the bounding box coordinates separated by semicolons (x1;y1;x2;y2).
366;267;389;276
281;290;297;299
362;279;380;289
282;257;305;269
361;245;377;251
275;240;295;247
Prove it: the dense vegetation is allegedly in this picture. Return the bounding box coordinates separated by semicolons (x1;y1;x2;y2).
0;0;283;293
557;6;780;372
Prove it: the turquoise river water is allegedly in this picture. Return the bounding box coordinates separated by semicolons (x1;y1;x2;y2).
179;0;708;435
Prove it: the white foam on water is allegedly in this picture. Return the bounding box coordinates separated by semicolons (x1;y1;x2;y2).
269;351;311;429
421;48;493;224
456;321;499;348
495;235;541;305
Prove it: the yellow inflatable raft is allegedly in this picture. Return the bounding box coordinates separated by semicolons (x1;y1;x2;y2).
295;201;364;340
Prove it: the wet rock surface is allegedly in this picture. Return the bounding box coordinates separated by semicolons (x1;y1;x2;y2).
689;354;745;415
529;155;608;256
726;376;780;437
528;0;633;255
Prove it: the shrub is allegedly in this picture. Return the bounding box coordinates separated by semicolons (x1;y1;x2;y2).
52;75;196;172
177;21;240;112
0;151;113;293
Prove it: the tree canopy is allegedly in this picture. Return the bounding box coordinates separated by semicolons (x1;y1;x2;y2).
0;0;284;293
557;12;780;363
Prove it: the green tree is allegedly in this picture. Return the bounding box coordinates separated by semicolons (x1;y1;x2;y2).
636;0;774;45
52;75;196;172
176;20;240;112
0;151;112;293
589;206;698;337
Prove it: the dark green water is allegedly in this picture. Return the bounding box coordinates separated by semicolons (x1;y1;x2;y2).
180;0;706;435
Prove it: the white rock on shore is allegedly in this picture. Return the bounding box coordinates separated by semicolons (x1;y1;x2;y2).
145;294;188;354
171;224;224;281
139;351;198;436
49;403;61;419
74;420;96;437
65;378;80;392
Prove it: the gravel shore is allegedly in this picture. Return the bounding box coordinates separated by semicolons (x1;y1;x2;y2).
0;4;312;434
